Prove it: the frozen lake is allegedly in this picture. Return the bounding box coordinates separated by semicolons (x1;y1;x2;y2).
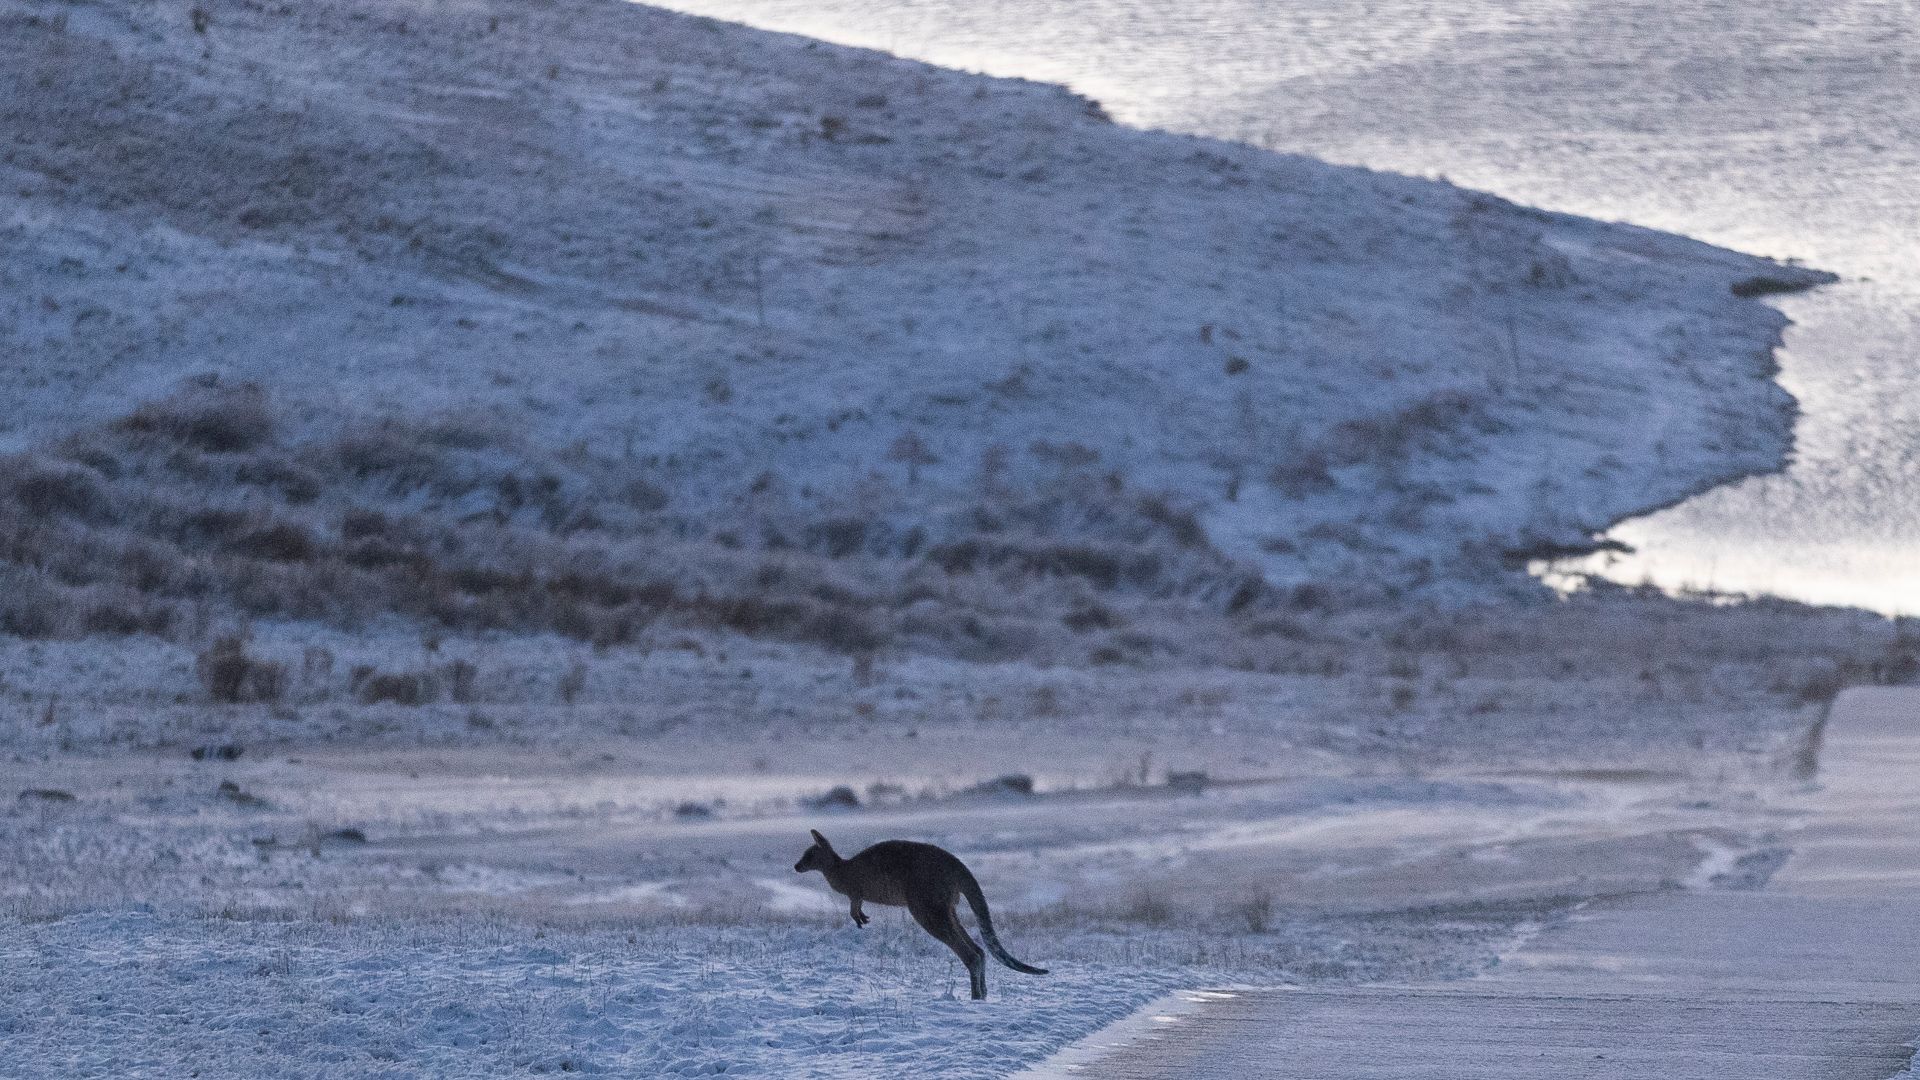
657;0;1920;613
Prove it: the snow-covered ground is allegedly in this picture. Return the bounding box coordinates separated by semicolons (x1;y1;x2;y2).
0;600;1852;1075
0;913;1176;1078
1;904;1551;1079
0;725;1795;1078
0;600;1865;1076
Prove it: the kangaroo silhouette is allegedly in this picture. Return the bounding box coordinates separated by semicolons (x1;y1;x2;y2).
794;829;1048;999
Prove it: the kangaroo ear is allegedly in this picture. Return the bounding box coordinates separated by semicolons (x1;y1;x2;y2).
810;829;832;849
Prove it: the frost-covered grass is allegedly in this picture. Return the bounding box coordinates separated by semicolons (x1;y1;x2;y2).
0;382;1260;663
0;587;1902;768
0;903;1525;1078
0;913;1166;1078
0;602;1852;1077
0;701;1801;1078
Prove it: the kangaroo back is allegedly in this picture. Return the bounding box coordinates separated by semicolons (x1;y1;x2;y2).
957;866;1049;975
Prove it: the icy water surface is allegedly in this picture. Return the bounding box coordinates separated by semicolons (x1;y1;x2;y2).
661;0;1920;613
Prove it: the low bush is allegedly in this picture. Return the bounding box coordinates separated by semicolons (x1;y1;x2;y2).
353;668;441;706
1229;886;1275;933
119;381;273;453
6;383;1903;699
196;635;288;703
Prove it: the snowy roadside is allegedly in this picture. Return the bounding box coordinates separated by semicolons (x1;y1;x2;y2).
0;913;1173;1078
0;702;1805;1078
0;906;1534;1079
0;669;1810;1079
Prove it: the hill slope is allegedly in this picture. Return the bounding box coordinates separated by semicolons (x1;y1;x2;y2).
0;0;1826;651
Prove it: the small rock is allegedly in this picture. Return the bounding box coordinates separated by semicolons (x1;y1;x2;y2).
322;827;368;844
673;801;714;820
191;744;244;761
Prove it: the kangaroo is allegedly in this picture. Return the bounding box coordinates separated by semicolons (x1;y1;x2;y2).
794;829;1048;1000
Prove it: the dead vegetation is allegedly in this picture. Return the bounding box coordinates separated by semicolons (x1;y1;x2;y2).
0;385;1913;718
196;635;288;704
352;668;442;707
0;384;1263;664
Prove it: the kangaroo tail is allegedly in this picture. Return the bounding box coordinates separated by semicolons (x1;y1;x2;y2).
959;870;1049;975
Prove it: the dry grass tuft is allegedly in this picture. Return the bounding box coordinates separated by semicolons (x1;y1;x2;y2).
196;635;289;703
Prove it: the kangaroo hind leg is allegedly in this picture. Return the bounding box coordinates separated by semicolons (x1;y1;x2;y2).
909;897;987;1000
949;900;988;1000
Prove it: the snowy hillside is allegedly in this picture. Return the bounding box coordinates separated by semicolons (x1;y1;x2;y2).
0;0;1829;652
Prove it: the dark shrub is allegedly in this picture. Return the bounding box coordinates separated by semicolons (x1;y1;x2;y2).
624;477;670;512
121;384;273;453
355;669;441;706
1322;390;1500;467
446;659;479;703
232;455;323;504
63;448;122;480
962;774;1034;797
1225;577;1265;614
1286;583;1333;611
196;635;288;703
558;661;587;704
1043;544;1126;589
0;578;60;638
82;598;173;636
1062;604;1120;632
803;785;860;810
1269;453;1335;498
231;522;319;562
339;509;392;540
1137;495;1206;548
329;425;442;483
118;543;177;592
925;539;983;574
1167;770;1209;794
216;780;268;807
712;595;808;637
181;507;252;545
4;458;107;519
807;517;868;559
806;606;883;655
190;744;244;761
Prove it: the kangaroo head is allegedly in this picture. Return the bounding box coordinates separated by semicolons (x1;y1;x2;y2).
793;828;839;873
